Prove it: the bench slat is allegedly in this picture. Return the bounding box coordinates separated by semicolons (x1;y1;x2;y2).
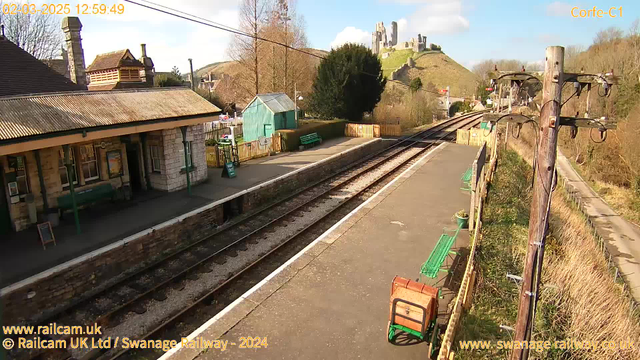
420;225;462;278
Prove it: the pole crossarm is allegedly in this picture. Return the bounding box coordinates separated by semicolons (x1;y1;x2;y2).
563;72;619;85
482;113;617;130
489;71;543;82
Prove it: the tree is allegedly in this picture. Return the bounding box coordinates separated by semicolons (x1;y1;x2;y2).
261;0;310;98
409;77;423;93
476;83;491;105
449;101;472;116
154;73;183;87
170;66;181;78
0;1;62;59
309;44;386;121
227;0;270;96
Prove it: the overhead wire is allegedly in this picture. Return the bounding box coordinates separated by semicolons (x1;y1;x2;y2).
125;0;458;99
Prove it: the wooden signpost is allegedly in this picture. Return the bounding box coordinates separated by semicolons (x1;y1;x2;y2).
37;221;56;250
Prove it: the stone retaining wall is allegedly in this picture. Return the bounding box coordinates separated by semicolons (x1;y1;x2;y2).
1;138;390;325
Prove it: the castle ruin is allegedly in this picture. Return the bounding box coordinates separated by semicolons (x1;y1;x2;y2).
371;21;397;55
371;21;427;55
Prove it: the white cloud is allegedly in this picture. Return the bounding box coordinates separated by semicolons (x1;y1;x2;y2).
53;0;241;73
330;26;371;49
407;1;469;35
546;2;573;16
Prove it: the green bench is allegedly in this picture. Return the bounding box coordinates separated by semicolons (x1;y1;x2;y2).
300;133;322;148
420;225;462;279
57;183;115;211
461;167;472;192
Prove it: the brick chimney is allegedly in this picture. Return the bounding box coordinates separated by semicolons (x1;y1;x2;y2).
139;43;155;86
61;17;87;88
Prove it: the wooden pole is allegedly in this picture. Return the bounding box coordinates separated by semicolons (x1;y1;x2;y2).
511;46;564;360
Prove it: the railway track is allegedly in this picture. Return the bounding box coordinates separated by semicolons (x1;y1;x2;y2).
10;112;483;360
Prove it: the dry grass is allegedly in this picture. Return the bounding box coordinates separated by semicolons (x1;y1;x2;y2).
509;130;640;360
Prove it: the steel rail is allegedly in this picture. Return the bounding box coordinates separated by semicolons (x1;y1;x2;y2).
15;112;483;360
103;113;484;360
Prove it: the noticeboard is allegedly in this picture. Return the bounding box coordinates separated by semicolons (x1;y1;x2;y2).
107;150;124;178
222;162;236;178
37;222;57;250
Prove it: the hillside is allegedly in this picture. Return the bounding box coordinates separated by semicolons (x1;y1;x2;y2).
380;49;480;98
195;48;328;79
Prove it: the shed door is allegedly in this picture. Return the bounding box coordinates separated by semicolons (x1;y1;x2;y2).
264;124;274;137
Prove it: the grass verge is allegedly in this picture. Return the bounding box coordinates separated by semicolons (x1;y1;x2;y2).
455;147;640;360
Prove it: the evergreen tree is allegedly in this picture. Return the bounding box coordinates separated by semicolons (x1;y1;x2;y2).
309;44;386;121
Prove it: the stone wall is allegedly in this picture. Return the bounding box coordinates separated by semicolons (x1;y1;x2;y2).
0;138;390;325
145;124;207;192
1;138;128;231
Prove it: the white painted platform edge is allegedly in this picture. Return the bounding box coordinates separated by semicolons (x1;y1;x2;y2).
0;139;380;297
158;142;448;360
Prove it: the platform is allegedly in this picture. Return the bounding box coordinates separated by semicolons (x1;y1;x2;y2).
0;137;375;289
164;142;479;360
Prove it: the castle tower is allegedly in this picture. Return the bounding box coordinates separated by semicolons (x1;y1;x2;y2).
390;21;398;47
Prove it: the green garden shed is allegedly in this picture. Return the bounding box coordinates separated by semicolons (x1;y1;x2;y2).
242;93;297;142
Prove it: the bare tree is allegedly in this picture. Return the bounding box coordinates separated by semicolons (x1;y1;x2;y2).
227;0;270;97
593;26;623;45
0;1;62;59
261;0;309;99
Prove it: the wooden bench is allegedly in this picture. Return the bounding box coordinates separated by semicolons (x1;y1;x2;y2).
299;133;322;148
420;225;462;279
57;183;115;211
461;167;472;192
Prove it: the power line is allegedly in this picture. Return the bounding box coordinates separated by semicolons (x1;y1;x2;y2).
124;0;325;60
126;0;456;98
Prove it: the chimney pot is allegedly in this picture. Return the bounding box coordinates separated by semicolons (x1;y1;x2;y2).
141;43;147;57
61;17;87;89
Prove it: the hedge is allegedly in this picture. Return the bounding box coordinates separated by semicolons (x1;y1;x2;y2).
277;120;346;151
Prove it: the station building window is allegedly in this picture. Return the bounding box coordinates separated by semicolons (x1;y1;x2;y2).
179;141;193;170
80;144;99;181
58;148;78;187
149;145;162;173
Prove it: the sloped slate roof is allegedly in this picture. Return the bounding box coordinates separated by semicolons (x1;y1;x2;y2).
0;88;221;142
0;36;84;97
244;93;296;114
86;49;144;72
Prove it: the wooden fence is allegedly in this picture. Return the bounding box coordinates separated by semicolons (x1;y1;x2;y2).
456;128;493;147
204;125;244;142
206;133;281;167
438;128;498;360
344;123;402;138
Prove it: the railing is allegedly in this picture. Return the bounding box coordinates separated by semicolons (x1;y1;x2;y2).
438;128;498;360
344;123;402;138
206;134;281;167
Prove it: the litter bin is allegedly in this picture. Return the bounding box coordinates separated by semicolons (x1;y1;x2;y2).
26;194;37;224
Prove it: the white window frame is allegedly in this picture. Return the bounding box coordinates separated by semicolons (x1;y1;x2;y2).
59;148;78;187
179;141;193;170
150;145;162;173
80;144;99;182
14;155;29;196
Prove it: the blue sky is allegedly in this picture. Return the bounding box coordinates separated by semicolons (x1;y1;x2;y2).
26;0;640;72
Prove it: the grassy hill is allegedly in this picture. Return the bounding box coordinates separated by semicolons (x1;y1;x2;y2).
380;49;480;98
195;48;328;80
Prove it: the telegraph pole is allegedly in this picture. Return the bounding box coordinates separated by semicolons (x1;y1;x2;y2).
511;46;564;360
